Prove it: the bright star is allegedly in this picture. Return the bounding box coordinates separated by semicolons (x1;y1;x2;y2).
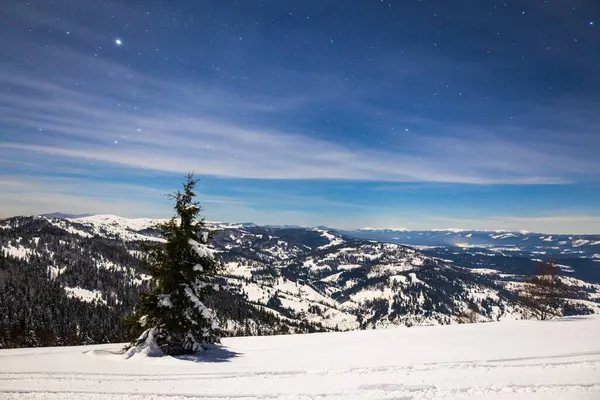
115;38;123;46
589;21;595;27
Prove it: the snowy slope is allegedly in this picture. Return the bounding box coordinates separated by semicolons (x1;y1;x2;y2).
68;214;168;242
1;315;599;399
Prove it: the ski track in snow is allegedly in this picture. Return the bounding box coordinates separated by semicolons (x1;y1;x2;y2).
1;316;599;400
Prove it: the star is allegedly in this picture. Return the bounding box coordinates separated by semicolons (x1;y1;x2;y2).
589;21;595;27
115;38;123;46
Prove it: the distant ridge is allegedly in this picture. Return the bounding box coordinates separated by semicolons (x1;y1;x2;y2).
40;212;94;219
360;227;408;232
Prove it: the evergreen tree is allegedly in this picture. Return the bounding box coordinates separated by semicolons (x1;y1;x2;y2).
125;174;222;356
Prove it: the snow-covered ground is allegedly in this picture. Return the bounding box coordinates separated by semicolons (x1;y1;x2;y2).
1;316;599;399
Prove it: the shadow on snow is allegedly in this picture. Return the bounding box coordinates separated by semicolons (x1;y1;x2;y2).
175;345;242;363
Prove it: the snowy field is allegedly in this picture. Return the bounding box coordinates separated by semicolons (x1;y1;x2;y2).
1;316;599;400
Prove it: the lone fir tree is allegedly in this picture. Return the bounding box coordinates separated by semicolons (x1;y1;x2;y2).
125;174;222;357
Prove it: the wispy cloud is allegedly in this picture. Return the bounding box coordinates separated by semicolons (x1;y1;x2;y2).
1;41;594;185
2;1;599;186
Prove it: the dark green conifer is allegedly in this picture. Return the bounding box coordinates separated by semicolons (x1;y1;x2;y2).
125;174;222;356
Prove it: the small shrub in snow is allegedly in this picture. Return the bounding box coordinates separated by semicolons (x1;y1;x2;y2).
519;260;577;320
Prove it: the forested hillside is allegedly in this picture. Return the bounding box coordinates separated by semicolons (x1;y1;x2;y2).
1;215;598;348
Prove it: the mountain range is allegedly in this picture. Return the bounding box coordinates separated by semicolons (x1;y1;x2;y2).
1;214;598;348
345;227;600;258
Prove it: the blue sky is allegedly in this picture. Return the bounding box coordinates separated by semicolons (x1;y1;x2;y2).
1;1;599;233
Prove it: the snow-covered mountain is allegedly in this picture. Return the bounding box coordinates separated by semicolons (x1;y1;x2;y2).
1;214;599;348
40;214;600;257
62;215;538;327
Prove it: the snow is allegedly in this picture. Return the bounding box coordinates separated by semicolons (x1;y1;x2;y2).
279;279;335;306
412;256;424;265
192;264;203;271
261;278;338;310
239;282;268;303
321;271;343;282
60;225;93;238
316;229;344;250
317;309;360;331
337;263;362;270
236;278;355;329
157;294;173;308
69;214;166;242
63;287;107;305
556;263;575;272
188;239;215;259
350;288;395;303
490;233;517;240
359;227;408;232
224;262;253;278
1;316;599;399
2;243;31;259
72;214;165;231
43;217;94;238
408;272;424;284
124;328;164;359
130;273;152;286
277;296;309;313
491;246;521;252
47;265;66;279
96;256;127;273
431;228;467;232
389;274;409;284
183;285;214;321
468;268;501;275
127;250;143;258
572;239;591;247
302;257;329;271
366;261;416;278
468;287;501;302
